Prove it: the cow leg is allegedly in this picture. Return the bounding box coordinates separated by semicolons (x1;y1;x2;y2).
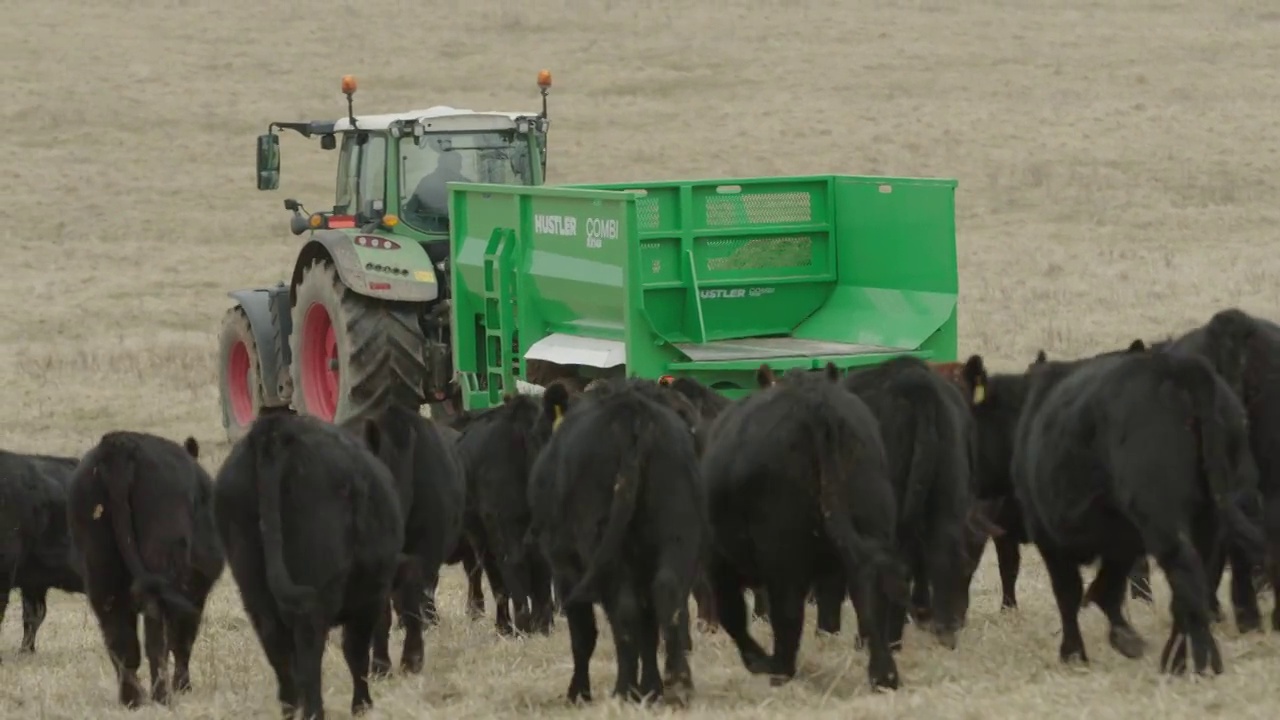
392;567;427;675
691;573;719;632
1036;543;1088;664
1225;546;1262;634
1128;556;1154;604
20;586;48;653
993;535;1022;610
1152;523;1222;676
370;600;393;678
169;570;214;694
563;579;598;703
752;586;770;621
1083;553;1147;659
460;543;486;620
760;581;806;685
847;569;900;690
707;557;769;674
143;614;172;704
530;555;556;635
1201;548;1228;624
479;546;514;636
652;563;694;706
635;603;663;702
292;620;328;719
90;592;146;708
813;571;844;636
341;604;379;716
604;579;643;701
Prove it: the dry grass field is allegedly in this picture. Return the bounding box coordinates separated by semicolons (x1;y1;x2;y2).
3;0;1280;717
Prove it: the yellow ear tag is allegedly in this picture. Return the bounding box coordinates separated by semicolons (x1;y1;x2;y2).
552;405;564;432
972;383;986;405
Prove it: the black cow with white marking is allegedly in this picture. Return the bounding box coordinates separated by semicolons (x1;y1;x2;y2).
529;377;706;706
214;413;404;719
1012;349;1264;675
0;450;84;661
67;432;225;708
702;363;905;690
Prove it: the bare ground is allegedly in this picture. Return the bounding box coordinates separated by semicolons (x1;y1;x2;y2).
3;0;1279;717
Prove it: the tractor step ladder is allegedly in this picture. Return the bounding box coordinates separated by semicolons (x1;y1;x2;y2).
481;228;518;405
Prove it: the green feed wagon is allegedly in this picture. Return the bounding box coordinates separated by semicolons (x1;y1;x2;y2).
448;174;959;411
217;74;958;438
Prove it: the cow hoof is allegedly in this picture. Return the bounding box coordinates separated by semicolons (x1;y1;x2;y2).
1235;609;1262;635
934;628;958;650
768;674;793;687
1058;645;1088;665
1108;626;1146;659
870;669;900;691
1208;604;1225;624
401;654;425;675
1000;599;1018;611
742;653;771;675
567;682;592;704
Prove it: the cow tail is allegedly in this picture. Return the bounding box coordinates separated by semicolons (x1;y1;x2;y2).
1177;357;1268;563
814;419;908;604
897;378;938;530
253;429;317;615
97;438;198;619
564;419;646;606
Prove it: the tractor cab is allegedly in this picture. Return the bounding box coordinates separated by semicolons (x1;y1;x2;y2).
254;72;553;252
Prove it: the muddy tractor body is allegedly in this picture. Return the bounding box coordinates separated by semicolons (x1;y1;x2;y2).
217;74;552;440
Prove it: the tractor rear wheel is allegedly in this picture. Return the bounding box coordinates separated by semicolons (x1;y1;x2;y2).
218;306;265;442
289;257;429;424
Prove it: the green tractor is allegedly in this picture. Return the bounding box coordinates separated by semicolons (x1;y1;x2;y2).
217;72;553;440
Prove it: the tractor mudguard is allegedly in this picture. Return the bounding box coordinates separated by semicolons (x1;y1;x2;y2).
294;229;440;304
227;285;293;406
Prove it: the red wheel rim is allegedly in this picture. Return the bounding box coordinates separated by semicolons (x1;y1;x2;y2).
302;302;340;421
227;340;255;425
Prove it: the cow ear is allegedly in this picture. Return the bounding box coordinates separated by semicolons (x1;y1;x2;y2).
362;418;383;455
182;437;200;459
1127;338;1146;352
756;364;776;389
543;382;570;432
823;362;840;383
962;355;988;405
1034;349;1048;364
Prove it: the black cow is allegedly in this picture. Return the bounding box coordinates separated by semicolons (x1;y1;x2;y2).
702;362;905;690
528;377;706;705
347;404;466;677
836;355;1002;649
66;432;225;707
963;344;1149;612
454;393;557;635
434;421;488;622
0;450;84;661
214;413;404;719
1011;349;1265;675
1156;307;1280;631
661;376;771;629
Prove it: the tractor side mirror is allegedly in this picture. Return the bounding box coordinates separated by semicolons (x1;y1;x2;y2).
256;133;281;191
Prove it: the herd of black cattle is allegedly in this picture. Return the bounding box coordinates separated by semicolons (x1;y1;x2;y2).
2;306;1278;719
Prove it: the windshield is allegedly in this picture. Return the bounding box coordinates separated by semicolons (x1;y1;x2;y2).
400;131;533;233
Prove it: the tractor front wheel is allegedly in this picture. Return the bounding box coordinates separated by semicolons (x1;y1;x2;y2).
289;257;430;424
218;306;266;442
